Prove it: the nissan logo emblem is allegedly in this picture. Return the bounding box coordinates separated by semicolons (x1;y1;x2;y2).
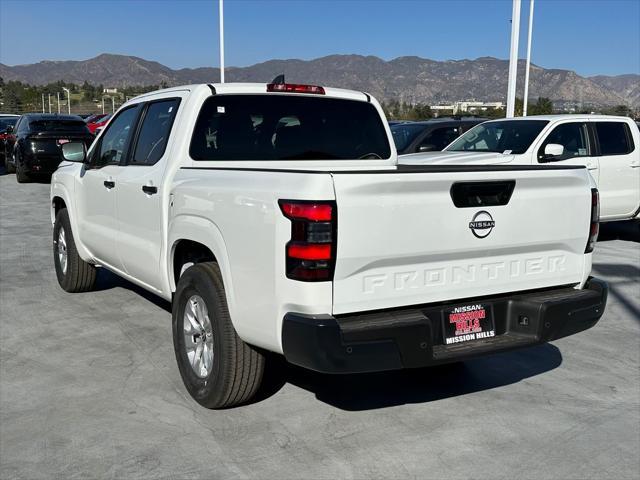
469;211;495;238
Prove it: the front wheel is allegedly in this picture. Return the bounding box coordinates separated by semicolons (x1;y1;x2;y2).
53;208;97;292
173;262;265;408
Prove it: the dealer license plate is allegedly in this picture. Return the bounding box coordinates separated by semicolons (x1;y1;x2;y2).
443;302;495;345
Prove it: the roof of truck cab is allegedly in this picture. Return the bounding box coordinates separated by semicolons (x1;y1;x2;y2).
130;83;370;103
484;114;633;122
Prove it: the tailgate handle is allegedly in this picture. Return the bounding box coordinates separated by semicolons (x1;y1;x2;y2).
450;181;515;208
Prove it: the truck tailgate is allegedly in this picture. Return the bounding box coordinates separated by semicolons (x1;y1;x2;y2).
331;166;592;315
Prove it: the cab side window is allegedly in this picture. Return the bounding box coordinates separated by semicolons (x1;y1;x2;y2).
538;122;589;161
595;122;634;155
92;105;141;168
129;99;180;166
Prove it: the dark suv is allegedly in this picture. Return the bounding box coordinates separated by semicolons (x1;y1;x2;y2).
5;114;94;182
390;117;487;155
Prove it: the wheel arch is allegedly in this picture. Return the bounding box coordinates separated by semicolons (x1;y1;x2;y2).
50;180;93;262
167;215;238;323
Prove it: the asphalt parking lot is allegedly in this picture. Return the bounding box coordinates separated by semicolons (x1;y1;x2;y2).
1;171;639;480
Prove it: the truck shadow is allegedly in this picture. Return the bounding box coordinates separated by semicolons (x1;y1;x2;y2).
592;263;640;323
598;221;639;243
256;344;562;411
94;268;172;313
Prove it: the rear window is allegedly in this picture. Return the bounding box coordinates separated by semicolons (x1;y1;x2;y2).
29;120;89;133
0;117;17;130
190;94;391;160
595;122;634;155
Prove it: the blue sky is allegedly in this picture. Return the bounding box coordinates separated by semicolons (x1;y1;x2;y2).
1;0;638;76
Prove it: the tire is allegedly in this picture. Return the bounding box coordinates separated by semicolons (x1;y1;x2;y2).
5;150;15;174
53;208;97;292
173;262;265;408
15;151;30;183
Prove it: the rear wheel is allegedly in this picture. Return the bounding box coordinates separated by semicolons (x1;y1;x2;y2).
5;150;15;174
53;208;97;292
173;262;265;408
15;151;30;183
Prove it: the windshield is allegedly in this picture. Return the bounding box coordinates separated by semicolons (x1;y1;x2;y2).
190;94;391;160
446;120;549;154
0;117;17;131
390;124;427;151
29;119;90;133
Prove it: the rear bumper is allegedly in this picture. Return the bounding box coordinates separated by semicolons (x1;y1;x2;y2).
282;278;608;374
22;152;63;174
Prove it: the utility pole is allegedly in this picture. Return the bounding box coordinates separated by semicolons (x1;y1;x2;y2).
42;93;45;113
523;0;535;116
48;94;52;114
62;87;71;114
219;0;225;83
57;92;61;114
506;0;521;118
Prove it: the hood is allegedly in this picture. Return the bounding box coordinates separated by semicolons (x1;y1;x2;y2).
399;150;514;165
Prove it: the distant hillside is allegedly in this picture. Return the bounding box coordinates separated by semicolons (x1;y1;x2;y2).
0;53;637;107
589;74;640;109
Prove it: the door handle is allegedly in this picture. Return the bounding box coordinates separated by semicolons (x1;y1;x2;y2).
103;180;115;189
630;161;640;168
142;185;158;195
586;161;597;170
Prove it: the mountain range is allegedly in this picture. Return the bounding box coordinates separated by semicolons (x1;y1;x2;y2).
1;53;638;107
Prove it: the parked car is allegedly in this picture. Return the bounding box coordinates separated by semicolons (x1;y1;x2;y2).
5;114;93;182
401;115;640;222
84;113;108;125
0;116;18;163
390;117;486;154
87;114;111;135
51;82;606;408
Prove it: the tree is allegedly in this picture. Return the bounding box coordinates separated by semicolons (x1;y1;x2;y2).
529;97;553;115
514;97;523;117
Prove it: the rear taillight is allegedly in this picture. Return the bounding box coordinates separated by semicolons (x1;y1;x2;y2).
585;188;599;253
279;200;336;281
267;83;325;95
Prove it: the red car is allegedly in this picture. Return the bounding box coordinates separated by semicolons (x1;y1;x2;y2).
84;113;108;125
87;114;111;134
0;116;18;164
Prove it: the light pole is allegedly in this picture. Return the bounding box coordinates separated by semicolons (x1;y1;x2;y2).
506;0;521;118
219;0;225;83
523;0;535;116
48;94;52;114
57;92;61;114
62;87;71;114
42;93;45;113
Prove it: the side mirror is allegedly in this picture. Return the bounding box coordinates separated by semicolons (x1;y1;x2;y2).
544;143;564;157
419;144;437;152
5;125;14;134
61;142;87;163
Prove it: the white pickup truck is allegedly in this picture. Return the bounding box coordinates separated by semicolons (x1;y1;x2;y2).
51;83;608;408
400;115;640;222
